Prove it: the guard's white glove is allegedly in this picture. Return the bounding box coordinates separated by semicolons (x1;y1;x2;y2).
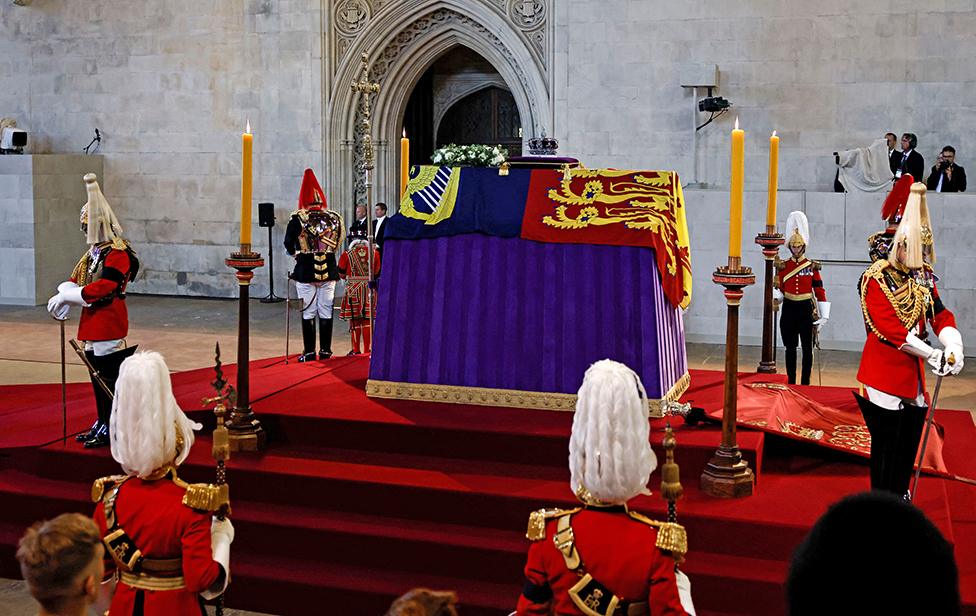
46;294;70;320
676;570;696;616
938;327;965;376
201;517;234;600
813;301;830;333
772;288;783;304
901;332;947;375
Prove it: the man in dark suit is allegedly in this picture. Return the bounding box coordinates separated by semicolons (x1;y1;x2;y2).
926;145;967;193
885;132;900;175
349;204;368;237
372;202;388;253
895;133;924;181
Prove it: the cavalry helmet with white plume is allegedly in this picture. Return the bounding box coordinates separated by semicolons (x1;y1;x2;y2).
80;173;124;246
569;359;657;505
785;210;810;252
110;351;201;479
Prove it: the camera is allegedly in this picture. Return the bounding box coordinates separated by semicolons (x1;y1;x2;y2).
698;96;731;113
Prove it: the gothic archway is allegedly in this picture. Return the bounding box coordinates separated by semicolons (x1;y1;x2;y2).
324;0;552;219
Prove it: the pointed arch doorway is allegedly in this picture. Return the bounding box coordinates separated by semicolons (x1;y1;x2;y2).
402;46;523;166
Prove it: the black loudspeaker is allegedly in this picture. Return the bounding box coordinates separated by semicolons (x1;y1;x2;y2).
258;202;275;228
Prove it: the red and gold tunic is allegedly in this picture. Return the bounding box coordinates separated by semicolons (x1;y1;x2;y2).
93;472;222;616
517;505;689;616
338;243;381;320
69;240;138;341
775;257;826;303
857;260;956;399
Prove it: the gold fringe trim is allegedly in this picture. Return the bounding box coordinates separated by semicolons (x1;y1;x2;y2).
120;571;186;591
366;378;683;415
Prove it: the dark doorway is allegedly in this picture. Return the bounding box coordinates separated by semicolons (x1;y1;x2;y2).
401;46;522;164
436;87;522;155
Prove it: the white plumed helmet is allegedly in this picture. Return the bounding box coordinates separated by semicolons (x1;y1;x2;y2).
569;359;657;504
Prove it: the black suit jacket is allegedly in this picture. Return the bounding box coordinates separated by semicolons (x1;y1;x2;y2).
896;150;925;182
926;164;967;192
888;150;901;175
372;217;388;251
349;217;367;237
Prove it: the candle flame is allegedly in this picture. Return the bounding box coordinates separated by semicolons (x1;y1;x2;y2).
734;117;739;130
402;128;407;138
245;119;251;134
772;130;777;137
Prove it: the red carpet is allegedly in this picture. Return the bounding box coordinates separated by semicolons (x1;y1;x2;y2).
1;357;974;615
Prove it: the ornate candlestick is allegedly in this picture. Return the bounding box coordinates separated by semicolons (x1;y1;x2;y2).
755;226;784;374
225;248;266;452
701;257;755;498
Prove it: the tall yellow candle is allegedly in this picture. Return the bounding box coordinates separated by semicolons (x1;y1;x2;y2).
241;120;253;247
766;130;779;228
729;117;744;258
400;128;409;198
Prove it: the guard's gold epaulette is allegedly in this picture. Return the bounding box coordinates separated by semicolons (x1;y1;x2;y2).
526;507;581;541
773;256;785;271
173;476;230;514
810;259;822;271
91;475;127;503
626;511;688;556
863;258;889;284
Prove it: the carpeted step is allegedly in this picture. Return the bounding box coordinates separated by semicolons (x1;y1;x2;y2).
228;552;518;616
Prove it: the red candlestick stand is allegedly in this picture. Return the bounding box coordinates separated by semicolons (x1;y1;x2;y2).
701;256;756;498
225;246;267;452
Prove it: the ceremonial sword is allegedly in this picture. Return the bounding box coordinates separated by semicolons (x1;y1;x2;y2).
910;352;956;502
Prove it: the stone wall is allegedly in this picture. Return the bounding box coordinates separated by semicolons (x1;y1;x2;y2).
554;0;976;191
684;188;976;357
0;0;324;298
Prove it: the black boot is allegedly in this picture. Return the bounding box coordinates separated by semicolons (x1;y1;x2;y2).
855;393;898;492
891;403;928;498
76;419;101;442
84;345;137;448
785;347;798;385
299;319;316;362
319;318;333;360
800;346;813;386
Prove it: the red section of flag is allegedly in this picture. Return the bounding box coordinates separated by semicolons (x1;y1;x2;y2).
520;168;690;308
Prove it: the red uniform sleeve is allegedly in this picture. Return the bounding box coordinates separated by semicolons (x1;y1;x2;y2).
516;541;552;616
81;250;129;303
812;268;826;302
337;252;349;278
92;501;116;581
647;549;688;616
930;283;957;334
864;278;910;347
179;510;222;593
373;249;381;276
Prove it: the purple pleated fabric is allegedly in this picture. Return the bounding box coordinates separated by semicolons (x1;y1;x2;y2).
369;235;686;399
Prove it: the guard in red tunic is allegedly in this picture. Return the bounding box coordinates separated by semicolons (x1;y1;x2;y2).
855;183;964;497
773;211;830;385
337;231;381;355
517;360;694;616
46;173;139;448
92;351;233;615
284;169;344;362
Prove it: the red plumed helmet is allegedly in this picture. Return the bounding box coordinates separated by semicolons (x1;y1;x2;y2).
881;174;913;224
298;168;326;211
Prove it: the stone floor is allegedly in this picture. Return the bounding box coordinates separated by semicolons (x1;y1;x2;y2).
0;295;973;615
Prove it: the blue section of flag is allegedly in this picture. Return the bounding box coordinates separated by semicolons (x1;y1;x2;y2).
385;167;531;240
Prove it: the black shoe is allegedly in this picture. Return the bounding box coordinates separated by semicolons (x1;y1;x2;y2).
319;349;333;360
76;420;101;442
83;424;110;449
346;349;360;356
298;352;316;363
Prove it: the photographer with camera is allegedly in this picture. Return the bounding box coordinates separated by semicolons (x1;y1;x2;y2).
926;145;967;192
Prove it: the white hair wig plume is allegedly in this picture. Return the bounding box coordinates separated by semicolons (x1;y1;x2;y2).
891;183;927;271
83;173;124;246
569;359;658;504
785;210;810;248
110;351;201;478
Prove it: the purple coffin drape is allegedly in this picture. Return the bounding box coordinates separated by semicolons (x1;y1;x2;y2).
367;234;688;408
